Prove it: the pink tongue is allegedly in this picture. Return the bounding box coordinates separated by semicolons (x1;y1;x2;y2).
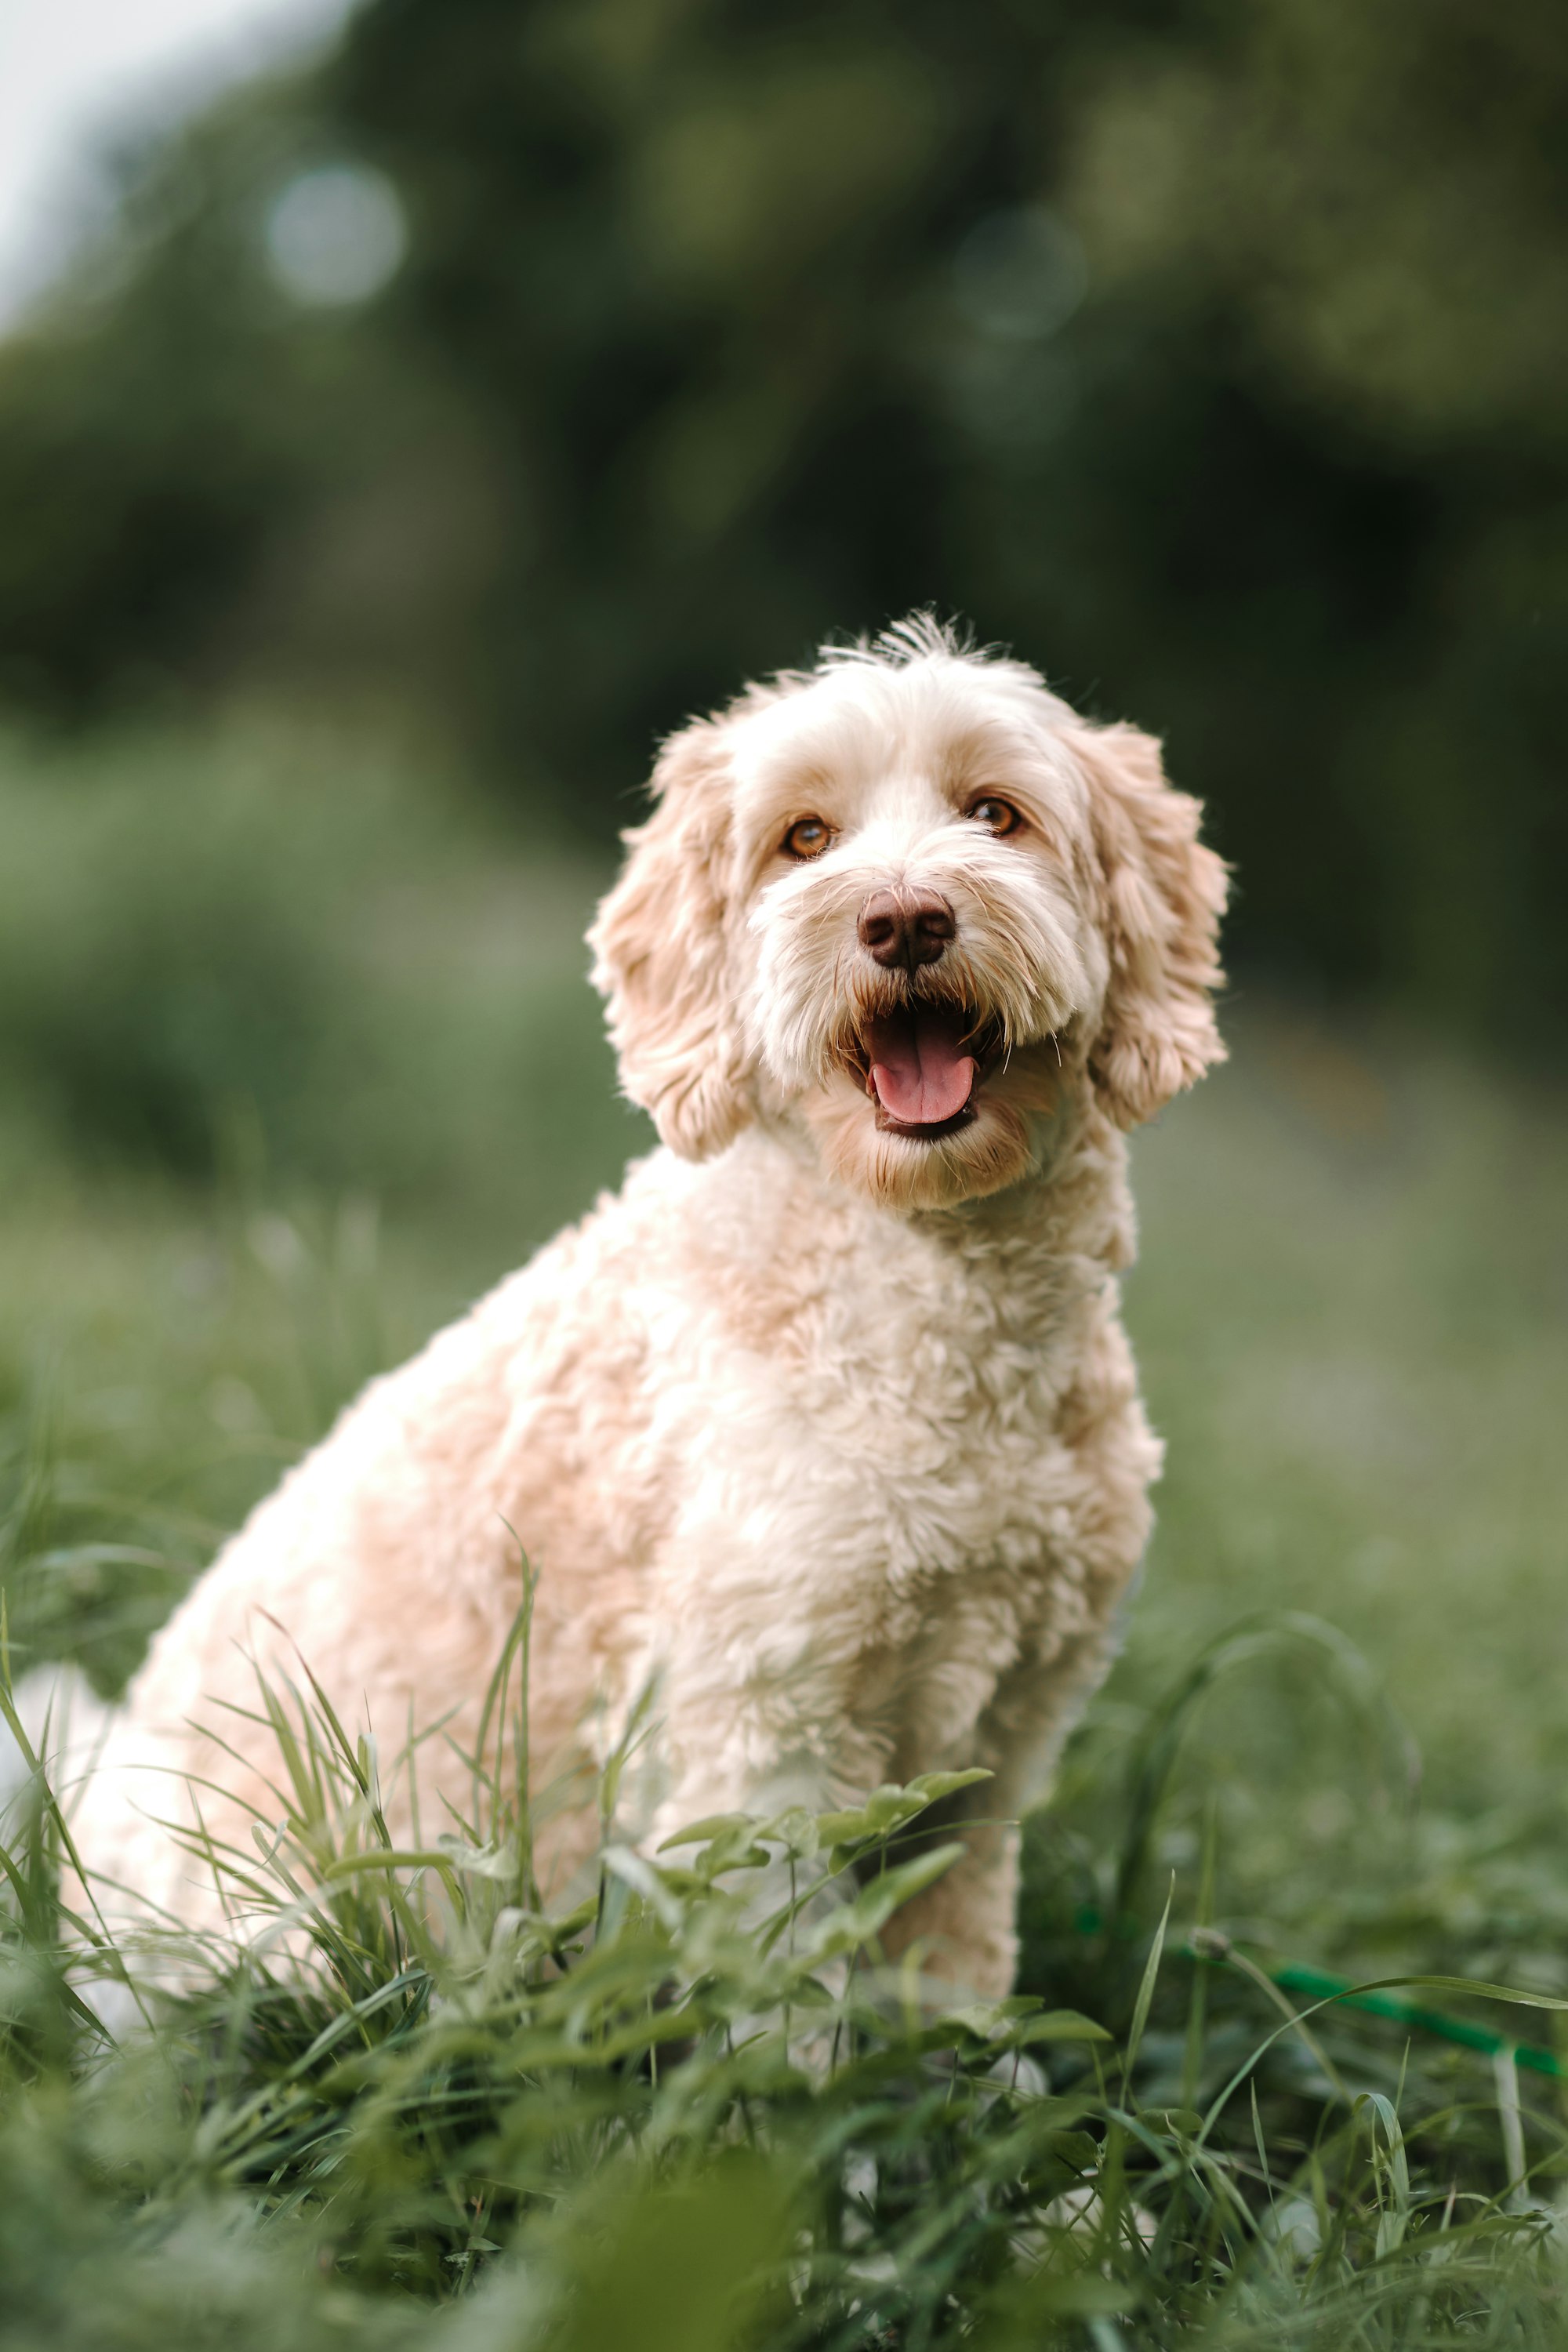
865;1006;977;1127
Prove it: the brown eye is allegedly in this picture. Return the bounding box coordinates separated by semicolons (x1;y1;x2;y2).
967;796;1022;837
782;815;834;860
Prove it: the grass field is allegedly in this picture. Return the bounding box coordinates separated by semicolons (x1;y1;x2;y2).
3;718;1567;2345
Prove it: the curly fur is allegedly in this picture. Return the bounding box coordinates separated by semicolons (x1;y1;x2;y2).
71;619;1226;1994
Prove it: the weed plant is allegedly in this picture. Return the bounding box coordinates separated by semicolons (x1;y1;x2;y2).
3;1581;1568;2350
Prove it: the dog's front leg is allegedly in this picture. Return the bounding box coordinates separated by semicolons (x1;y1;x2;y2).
648;1675;890;1858
644;1498;900;1848
874;1619;1127;2000
649;1667;1015;2000
875;1798;1022;2002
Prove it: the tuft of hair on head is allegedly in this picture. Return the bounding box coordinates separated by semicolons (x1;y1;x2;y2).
816;611;983;675
587;716;752;1161
1072;720;1229;1129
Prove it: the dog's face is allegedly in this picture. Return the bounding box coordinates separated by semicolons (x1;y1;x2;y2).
590;622;1227;1211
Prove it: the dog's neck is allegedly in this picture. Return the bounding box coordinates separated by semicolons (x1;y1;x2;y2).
713;1075;1136;1278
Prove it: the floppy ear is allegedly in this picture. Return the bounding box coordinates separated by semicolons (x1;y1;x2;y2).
587;717;752;1160
1073;720;1229;1129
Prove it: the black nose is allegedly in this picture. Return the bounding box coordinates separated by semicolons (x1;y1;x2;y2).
856;887;956;970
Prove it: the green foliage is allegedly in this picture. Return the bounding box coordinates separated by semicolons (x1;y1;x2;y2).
8;1594;1568;2347
0;714;644;1688
0;1;1564;1035
1123;1017;1568;1829
0;716;636;1198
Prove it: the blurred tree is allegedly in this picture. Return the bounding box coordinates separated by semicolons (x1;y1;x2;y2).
0;0;1563;1035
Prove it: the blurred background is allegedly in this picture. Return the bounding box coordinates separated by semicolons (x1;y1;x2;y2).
1;0;1565;1972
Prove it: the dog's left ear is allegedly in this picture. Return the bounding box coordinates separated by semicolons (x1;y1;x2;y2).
587;716;752;1160
1072;720;1229;1128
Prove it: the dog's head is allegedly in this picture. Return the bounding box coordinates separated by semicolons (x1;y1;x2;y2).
590;619;1227;1210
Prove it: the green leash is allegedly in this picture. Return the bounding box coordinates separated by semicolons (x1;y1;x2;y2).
1074;1905;1565;2079
1261;1957;1564;2080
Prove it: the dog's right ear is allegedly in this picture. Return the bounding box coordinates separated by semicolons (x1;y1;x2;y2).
588;717;752;1160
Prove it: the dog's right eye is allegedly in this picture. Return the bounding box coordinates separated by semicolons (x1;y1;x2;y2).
782;815;835;860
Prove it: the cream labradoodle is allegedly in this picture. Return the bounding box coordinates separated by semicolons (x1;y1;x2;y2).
70;617;1226;1994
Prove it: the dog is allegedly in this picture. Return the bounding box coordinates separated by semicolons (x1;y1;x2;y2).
67;616;1225;1995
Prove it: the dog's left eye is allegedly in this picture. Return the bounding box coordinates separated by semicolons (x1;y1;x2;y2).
782;815;835;859
967;796;1023;836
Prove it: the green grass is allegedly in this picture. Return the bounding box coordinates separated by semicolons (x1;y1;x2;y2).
1131;1017;1568;1814
7;1590;1568;2348
3;712;1568;2343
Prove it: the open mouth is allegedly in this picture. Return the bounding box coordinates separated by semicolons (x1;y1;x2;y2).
852;1003;1002;1140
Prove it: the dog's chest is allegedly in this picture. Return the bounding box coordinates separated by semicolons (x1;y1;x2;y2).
670;1176;1109;1610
